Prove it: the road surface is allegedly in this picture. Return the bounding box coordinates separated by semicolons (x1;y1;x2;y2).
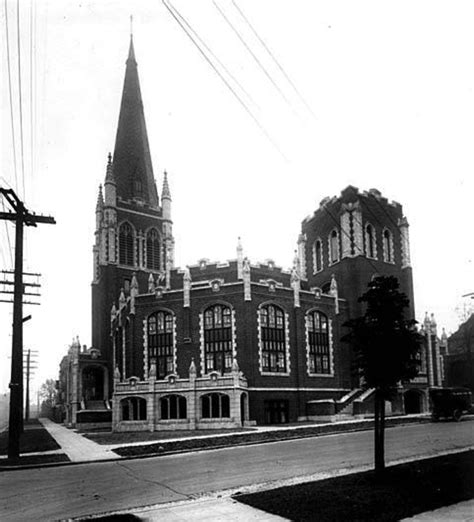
0;421;473;521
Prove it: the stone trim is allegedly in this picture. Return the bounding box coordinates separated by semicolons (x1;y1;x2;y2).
248;387;349;392
173;314;178;377
340;211;351;259
143;318;148;380
399;221;411;268
352;209;363;256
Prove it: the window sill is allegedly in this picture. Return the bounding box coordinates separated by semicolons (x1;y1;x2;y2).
260;371;290;377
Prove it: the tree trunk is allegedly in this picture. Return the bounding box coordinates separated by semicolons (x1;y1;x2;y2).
374;389;385;474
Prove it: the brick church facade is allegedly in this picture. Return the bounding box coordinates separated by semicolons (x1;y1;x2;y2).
58;38;436;430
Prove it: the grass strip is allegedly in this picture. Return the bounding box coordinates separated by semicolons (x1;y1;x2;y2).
234;450;474;522
113;416;430;458
0;453;70;468
0;420;60;455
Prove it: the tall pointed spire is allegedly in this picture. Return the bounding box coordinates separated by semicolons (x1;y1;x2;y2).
112;35;159;208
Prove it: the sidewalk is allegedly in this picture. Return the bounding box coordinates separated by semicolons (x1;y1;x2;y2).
39;418;117;462
400;499;474;521
102;497;288;521
81;495;474;521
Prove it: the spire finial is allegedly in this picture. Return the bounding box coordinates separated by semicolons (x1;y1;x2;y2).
162;170;171;199
130;14;133;38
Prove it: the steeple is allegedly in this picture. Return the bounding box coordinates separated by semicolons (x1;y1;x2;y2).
112;35;159;208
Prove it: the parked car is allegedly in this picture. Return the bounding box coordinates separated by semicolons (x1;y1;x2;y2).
429;387;472;421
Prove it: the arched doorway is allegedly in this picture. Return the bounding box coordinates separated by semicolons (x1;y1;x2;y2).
82;366;104;401
404;389;423;414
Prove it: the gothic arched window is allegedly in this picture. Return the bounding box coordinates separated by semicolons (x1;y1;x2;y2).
383;229;394;263
260;304;287;373
160;395;187;420
203;305;233;374
365;224;376;259
329;230;340;264
201;393;230;418
313;239;323;273
119;222;134;266
148;311;174;379
120;397;146;421
307;311;331;374
146;228;161;270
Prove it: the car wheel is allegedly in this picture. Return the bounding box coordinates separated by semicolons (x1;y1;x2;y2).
453;409;462;422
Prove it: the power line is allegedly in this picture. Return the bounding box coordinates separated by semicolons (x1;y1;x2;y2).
29;0;34;184
16;0;27;199
4;0;19;191
167;1;258;110
0;200;13;267
163;0;288;161
231;0;316;119
213;0;297;115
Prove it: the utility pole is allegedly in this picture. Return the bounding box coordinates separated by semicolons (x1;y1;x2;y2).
0;188;55;460
23;348;38;422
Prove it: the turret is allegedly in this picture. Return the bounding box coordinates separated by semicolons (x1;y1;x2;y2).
96;185;104;228
104;153;116;207
162;170;171;220
398;216;411;269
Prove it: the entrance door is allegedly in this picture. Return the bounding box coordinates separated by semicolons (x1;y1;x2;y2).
82;366;104;401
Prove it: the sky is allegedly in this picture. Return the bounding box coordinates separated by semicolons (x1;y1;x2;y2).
1;0;473;396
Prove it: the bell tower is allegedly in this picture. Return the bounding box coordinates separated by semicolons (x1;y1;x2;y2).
91;36;174;380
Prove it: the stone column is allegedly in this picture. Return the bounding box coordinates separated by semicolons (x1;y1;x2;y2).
148;359;156;432
424;313;434;387
188;359;197;430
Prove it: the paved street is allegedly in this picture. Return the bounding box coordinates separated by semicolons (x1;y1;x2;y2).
0;421;473;521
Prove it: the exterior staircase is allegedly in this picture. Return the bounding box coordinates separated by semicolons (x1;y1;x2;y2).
84;399;109;411
336;388;365;415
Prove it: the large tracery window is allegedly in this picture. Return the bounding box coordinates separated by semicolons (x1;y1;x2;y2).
119;222;134;266
260;304;287;373
313;239;323;273
148;311;174;379
203;305;233;374
146;228;161;270
329;230;340;264
307;311;331;374
383;229;394;263
365;224;376;259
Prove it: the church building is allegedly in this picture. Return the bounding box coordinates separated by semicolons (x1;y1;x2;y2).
58;37;433;430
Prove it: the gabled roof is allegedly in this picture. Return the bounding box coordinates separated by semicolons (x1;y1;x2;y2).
112;37;159;208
